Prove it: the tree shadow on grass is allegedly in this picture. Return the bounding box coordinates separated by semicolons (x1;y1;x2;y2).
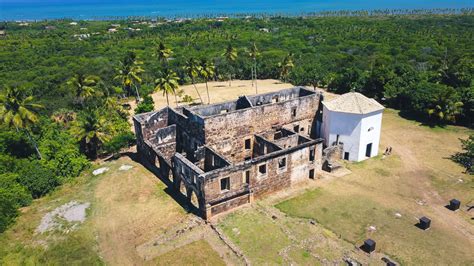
397;110;448;129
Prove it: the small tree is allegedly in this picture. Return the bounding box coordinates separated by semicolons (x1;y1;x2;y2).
452;134;474;174
103;132;136;158
155;68;180;106
222;44;237;86
183;58;204;104
248;42;260;93
66;74;100;106
134;95;155;114
70;108;114;159
278;53;294;83
114;51;144;101
199;59;215;104
0;87;43;159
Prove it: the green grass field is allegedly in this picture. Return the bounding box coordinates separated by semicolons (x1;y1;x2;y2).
152;239;225;266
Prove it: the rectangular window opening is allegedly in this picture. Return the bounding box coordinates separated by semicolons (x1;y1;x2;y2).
278;157;287;169
258;164;267;175
291;107;297;118
243;170;250;184
244;138;251;150
309;169;315;179
344;152;350;160
293;125;299;132
220;177;230;191
309;148;315;162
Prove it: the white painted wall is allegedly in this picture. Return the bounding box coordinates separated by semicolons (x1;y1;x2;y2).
358;111;383;161
322;105;383;162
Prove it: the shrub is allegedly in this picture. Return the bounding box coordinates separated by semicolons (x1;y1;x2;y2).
0;130;35;158
134;95;154;114
15;160;60;199
0;173;32;232
103;131;136;156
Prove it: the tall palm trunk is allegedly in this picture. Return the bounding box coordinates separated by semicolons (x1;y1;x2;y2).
165;92;170;106
192;77;203;104
254;58;258;94
25;129;42;159
174;93;179;107
134;84;141;102
251;67;254;87
205;81;211;104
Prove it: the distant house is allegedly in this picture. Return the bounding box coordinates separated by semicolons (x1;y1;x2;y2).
108;28;118;33
45;26;56;30
0;30;6;37
321;92;384;162
69;22;78;26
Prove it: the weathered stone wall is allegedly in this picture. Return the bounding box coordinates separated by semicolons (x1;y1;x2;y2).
208;193;251;217
202;139;323;208
203;89;320;163
134;87;327;220
202;163;252;204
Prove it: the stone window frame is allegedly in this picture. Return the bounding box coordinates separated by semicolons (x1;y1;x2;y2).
291;107;297;118
277;156;287;173
309;146;315;162
242;170;250;184
220;176;230;192
257;163;267;178
244;137;252;150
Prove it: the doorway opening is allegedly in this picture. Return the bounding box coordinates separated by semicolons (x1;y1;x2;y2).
366;143;373;157
344;152;350;160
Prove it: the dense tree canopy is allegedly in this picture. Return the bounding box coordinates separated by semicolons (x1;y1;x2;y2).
0;12;473;232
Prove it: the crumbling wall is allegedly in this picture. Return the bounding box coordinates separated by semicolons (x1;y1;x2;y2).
204;89;320;163
202;163;251;205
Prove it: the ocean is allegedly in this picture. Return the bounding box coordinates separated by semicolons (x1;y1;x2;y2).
0;0;472;21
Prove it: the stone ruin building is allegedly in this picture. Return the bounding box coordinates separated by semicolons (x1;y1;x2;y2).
134;87;325;219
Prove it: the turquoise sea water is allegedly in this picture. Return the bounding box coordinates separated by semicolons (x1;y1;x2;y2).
0;0;472;21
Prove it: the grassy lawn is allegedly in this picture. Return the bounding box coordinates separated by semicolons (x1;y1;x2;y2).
0;161;103;265
218;208;291;265
152;239;225;266
275;110;474;265
276;187;473;265
0;157;189;265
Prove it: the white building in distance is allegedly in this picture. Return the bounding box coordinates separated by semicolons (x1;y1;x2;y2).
322;92;384;162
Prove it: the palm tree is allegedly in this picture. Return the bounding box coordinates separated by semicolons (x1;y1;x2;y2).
70;108;113;159
183;58;203;104
67;74;100;106
248;42;260;93
114;52;144;101
0;87;43;159
222;44;237;87
155;68;180;106
278;52;295;83
155;42;173;64
199;59;215;104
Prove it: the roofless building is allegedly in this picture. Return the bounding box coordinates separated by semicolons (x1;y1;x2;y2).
134;87;384;219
